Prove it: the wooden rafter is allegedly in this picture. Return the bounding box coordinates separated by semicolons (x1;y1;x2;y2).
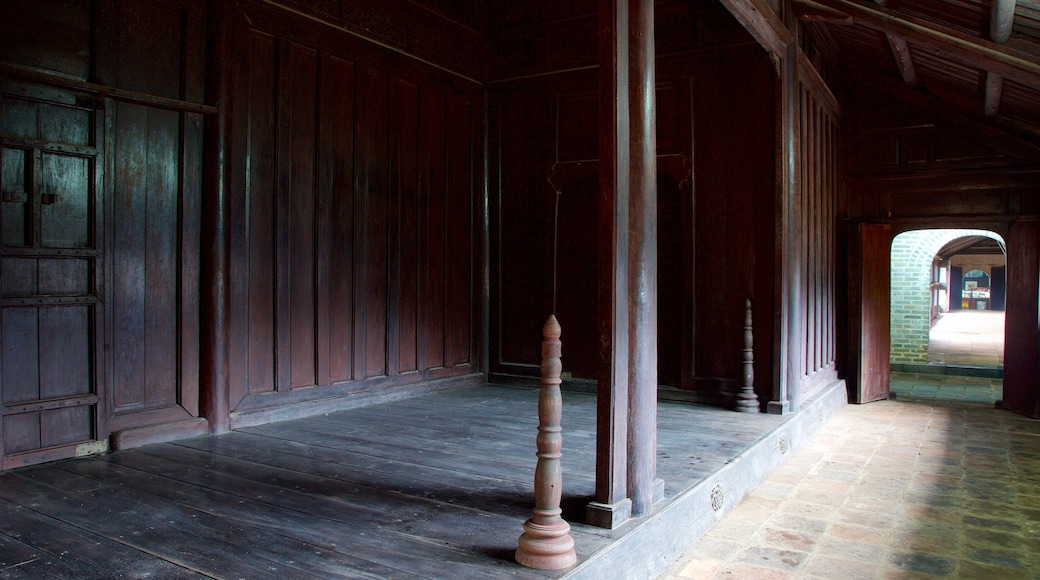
866;69;1040;159
793;0;852;23
815;0;1040;87
886;34;918;85
869;0;918;86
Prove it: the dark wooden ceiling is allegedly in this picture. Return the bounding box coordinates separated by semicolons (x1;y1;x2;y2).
804;0;1040;149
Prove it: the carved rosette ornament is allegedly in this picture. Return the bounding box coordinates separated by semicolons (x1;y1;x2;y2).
516;315;577;570
735;298;760;412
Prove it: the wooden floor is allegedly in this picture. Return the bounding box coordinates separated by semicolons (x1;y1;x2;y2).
0;384;797;579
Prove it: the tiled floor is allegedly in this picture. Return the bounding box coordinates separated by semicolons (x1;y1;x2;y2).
659;312;1040;579
927;311;1004;368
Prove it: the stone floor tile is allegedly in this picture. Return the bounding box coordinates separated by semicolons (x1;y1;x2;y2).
957;560;1034;580
815;537;886;564
685;535;745;561
673;557;722;579
659;366;1040;580
835;508;897;530
801;555;877;580
712;562;795;579
886;551;956;576
777;500;838;521
736;546;809;572
842;495;901;514
767;514;830;535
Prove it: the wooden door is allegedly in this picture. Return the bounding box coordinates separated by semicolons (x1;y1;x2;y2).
859;223;891;403
1;82;104;468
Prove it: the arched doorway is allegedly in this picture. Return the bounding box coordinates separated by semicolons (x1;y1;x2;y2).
889;229;1005;372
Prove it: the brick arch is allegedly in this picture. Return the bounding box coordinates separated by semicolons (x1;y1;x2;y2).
889;229;1004;363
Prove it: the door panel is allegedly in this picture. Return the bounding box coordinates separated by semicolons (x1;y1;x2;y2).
859;223;891;403
0;82;103;469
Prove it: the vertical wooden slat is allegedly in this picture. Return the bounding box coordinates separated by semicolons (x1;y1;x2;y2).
273;37;292;392
390;79;420;375
245;32;277;396
356;67;390;380
287;43;318;390
799;84;809;378
811;99;819;372
180;111;202;416
802;90;811;374
446;95;473;368
420;88;447;371
112;102;147;408
143;106;180;407
319;55;356;385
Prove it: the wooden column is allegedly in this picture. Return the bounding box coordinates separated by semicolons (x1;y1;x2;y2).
200;0;232;434
627;0;661;517
594;0;632;532
588;0;632;529
1003;220;1040;419
771;25;798;415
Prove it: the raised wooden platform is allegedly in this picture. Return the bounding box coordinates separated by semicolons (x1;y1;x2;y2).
0;381;846;578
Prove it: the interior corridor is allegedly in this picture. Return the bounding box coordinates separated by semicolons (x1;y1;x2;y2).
661;310;1037;578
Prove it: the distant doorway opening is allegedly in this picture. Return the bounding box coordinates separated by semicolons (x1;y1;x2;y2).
890;229;1005;372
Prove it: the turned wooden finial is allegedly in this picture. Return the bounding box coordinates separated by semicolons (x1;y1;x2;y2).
516;314;577;570
735;298;760;413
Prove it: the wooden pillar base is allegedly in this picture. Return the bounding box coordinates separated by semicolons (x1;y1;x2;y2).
516;518;577;570
586;498;632;529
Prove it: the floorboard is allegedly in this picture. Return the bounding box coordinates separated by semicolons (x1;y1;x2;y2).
0;383;845;579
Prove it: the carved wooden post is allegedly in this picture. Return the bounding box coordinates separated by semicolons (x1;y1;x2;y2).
735;298;760;412
516;314;577;570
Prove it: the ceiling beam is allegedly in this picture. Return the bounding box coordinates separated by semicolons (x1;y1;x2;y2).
991;0;1017;44
984;72;1004;117
815;0;1040;87
717;0;793;59
886;34;918;85
793;0;852;23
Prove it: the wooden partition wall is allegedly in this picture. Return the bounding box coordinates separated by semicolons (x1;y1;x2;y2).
225;1;483;424
792;58;842;402
0;0;485;468
0;0;206;466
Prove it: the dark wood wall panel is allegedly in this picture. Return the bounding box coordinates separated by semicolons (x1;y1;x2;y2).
794;75;841;393
102;0;204;432
445;95;475;368
111;104;180;411
420;89;449;371
691;49;776;395
356;68;391;381
319;55;357;386
391;80;420;375
228;2;482;414
0;0;92;80
284;43;319;390
239;30;278;399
